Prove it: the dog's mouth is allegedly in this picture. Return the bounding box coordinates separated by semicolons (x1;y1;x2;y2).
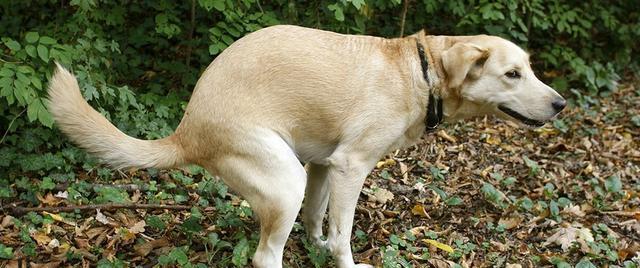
498;105;546;127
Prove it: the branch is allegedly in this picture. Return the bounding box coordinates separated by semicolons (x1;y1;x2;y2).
185;0;196;67
0;108;26;145
53;182;198;193
5;203;192;215
399;0;410;37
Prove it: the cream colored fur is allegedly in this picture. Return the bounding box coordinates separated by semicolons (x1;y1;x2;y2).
47;25;564;268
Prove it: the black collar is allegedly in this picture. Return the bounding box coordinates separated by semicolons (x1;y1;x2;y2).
416;41;443;131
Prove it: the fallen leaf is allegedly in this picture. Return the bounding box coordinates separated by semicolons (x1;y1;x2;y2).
423;239;454;253
1;215;15;229
498;216;523;230
437;130;457;143
561;204;586;217
411;204;429;218
31;231;52;246
376;158;396;169
543;223;594;253
47;238;60;249
428;258;456;268
37;193;64;205
128;220;146;234
95;209;110;225
367;187;394;204
134;238;170;257
485;134;501;145
54;191;68;199
43;212;62;221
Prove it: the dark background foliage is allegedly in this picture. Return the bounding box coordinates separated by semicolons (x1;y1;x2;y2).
1;0;638;175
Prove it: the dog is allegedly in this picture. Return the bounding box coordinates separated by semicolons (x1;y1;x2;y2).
47;25;565;268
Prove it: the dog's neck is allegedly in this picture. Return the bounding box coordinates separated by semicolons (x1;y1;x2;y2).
414;33;471;124
411;31;457;129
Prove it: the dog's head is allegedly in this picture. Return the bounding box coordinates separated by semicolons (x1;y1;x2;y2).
440;35;565;127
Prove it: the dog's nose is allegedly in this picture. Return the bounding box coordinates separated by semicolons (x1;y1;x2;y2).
551;98;566;112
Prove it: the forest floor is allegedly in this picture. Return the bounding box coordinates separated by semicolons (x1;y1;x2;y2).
1;83;638;268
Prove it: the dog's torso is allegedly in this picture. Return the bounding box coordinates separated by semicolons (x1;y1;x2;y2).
177;25;431;165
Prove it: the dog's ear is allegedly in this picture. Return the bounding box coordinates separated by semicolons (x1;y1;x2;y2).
441;43;488;89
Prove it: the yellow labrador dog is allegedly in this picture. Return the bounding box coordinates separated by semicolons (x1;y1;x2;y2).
48;25;565;267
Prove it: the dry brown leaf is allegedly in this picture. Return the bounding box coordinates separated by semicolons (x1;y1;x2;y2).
31;231;52;246
428;258;456;268
411;204;429;218
376;158;396;169
37;192;64;206
543;223;594;253
128;220;146;234
95;210;111;225
0;215;15;229
561;205;586;217
134;238;170;257
498;216;523;230
366;188;394;204
437;130;457;143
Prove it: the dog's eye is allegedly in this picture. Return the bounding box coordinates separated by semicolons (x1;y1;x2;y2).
505;70;521;79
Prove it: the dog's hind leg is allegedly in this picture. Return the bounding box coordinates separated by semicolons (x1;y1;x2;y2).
208;131;306;268
303;163;330;247
324;150;378;268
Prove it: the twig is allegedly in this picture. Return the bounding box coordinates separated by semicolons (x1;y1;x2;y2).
5;203;192;215
185;0;196;68
53;182;198;193
0;108;26;145
54;182;146;192
399;0;410;37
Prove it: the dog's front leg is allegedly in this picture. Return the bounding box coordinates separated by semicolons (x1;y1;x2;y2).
325;151;377;268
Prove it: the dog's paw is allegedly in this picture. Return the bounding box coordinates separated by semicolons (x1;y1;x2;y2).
354;264;374;268
310;237;328;249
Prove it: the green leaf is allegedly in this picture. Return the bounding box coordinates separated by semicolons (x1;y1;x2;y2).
0;77;12;98
25;44;37;58
181;216;202;233
95;187;130;203
575;259;597;268
0;243;13;259
350;0;365;9
232;238;250;267
328;4;345;21
146;215;166;230
39;177;56;190
37;44;49;62
30;76;42;90
549;200;560;217
38;100;54;127
168;247;189;266
25;32;40;43
212;0;225;11
199;0;224;11
0;68;14;77
27;98;42;122
604;175;622;193
4;39;21;51
39;36;56;45
445;196;463;206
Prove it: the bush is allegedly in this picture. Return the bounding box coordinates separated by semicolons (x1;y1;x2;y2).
1;0;638;176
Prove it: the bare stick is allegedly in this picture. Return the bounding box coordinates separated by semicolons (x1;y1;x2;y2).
399;0;410;37
0;108;26;145
5;203;192;215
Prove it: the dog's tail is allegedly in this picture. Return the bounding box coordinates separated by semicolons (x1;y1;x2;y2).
47;63;185;169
